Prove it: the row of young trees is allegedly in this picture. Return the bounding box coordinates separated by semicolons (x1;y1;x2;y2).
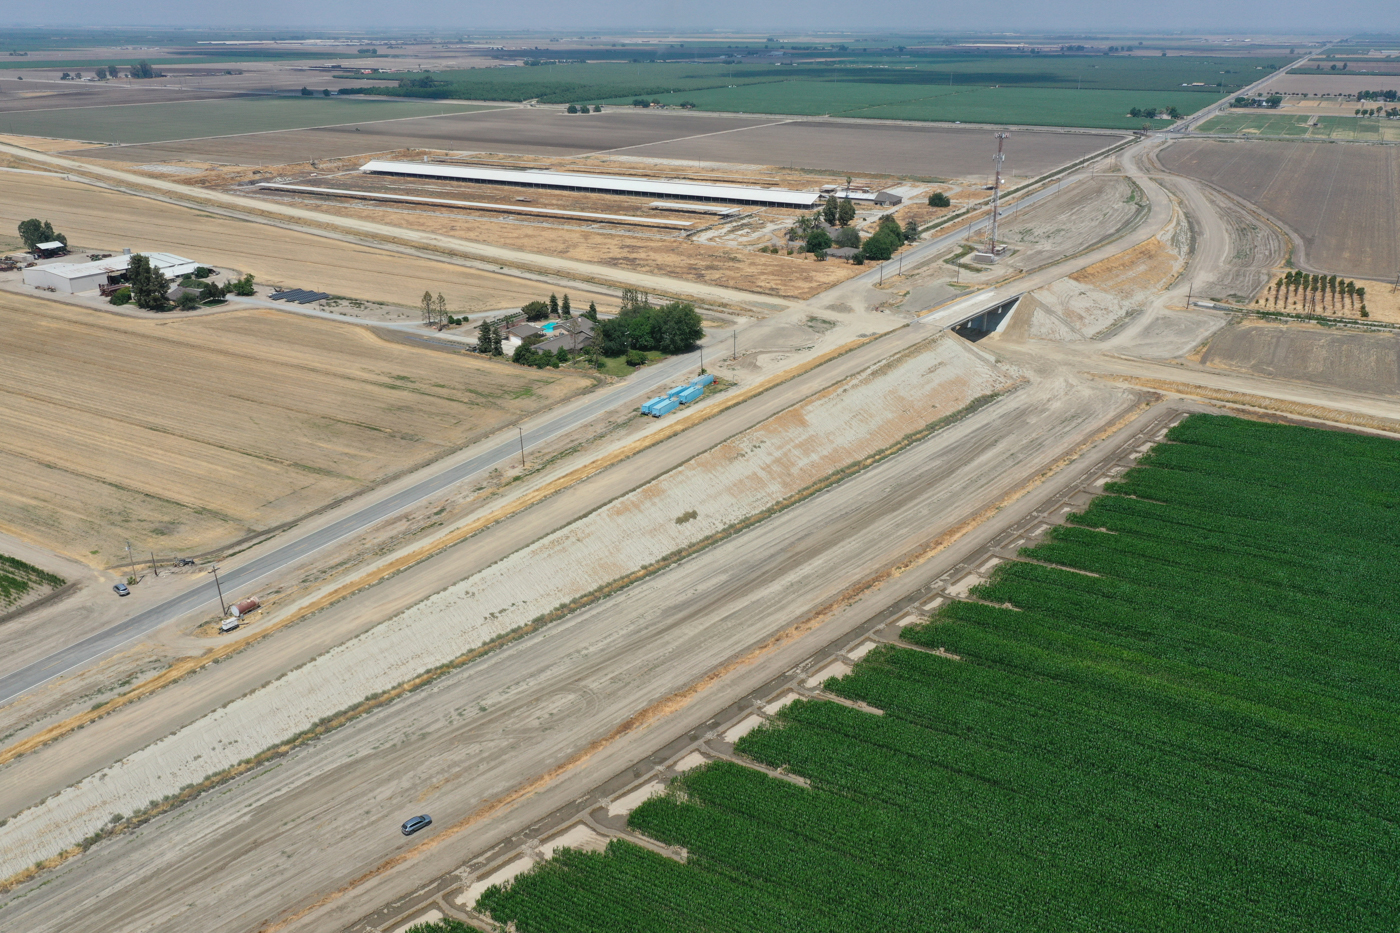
566;104;603;113
1129;105;1184;119
1266;271;1367;316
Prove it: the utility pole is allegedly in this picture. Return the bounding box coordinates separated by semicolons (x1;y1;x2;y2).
987;133;1009;257
732;330;737;360
517;425;526;468
210;565;227;616
125;540;136;582
699;347;704;374
149;551;158;578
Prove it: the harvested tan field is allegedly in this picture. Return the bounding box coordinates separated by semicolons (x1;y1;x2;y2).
283;196;862;301
1159;139;1400;280
0;171;555;310
0;135;107;153
0;292;592;565
1198;319;1400;395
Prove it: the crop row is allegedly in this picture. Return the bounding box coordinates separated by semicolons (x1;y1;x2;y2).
474;415;1400;931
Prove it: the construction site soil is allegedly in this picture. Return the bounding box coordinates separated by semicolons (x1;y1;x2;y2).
0;170;555;309
68;107;1124;181
1159;138;1400;281
1197;318;1400;395
0;292;591;564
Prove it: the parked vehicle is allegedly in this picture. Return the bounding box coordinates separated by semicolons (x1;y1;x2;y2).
401;814;432;836
177;558;197;567
112;583;130;597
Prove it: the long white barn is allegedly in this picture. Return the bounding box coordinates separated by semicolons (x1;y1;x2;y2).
357;160;823;209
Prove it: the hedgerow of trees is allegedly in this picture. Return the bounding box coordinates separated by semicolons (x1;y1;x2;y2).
1265;271;1367;317
595;290;703;357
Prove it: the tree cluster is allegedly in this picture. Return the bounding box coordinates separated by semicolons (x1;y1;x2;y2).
126;254;170;310
928;191;952;208
17;218;66;250
861;216;909;261
1129;105;1185;119
820;195;857;227
595;295;703;358
420;291;451;325
1267;271;1366;316
130;60;159;79
476;318;505;356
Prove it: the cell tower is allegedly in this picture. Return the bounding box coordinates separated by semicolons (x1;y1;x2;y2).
987;132;1009;257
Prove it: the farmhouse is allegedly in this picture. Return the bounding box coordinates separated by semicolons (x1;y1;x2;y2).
358;160;824;209
23;251;200;294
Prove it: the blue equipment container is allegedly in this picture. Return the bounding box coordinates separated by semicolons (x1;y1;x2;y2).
690;374;715;388
676;385;704;404
648;397;679;417
641;395;667;415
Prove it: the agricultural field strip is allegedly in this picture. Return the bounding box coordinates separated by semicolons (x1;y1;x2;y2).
0;334;1013;877
474;413;1400;932
0;98;502;146
427;406;1184;918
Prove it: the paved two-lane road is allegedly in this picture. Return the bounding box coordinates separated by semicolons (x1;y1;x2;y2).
0;348;710;705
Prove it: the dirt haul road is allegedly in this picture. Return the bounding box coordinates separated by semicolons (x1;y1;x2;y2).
0;364;1142;933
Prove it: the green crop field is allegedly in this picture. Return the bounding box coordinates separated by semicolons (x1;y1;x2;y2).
0;97;499;144
618;84;1209;129
474;413;1400;932
342;53;1247;129
1198;111;1400;141
0;553;64;611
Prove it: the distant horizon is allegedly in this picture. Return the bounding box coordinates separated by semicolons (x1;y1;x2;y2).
2;0;1395;35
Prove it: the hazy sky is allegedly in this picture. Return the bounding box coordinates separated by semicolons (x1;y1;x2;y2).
12;1;1396;33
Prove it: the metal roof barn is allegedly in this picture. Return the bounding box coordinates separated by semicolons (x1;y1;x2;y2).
358;160;823;209
22;252;200;294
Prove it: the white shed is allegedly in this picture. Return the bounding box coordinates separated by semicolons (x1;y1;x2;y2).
23;252;200;294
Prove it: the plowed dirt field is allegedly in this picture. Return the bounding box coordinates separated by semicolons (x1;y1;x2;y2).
1159;139;1400;280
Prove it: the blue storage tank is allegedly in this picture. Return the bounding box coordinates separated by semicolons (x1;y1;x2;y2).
649;397;679;417
690;374;715;388
676;385;704;404
641;395;667;414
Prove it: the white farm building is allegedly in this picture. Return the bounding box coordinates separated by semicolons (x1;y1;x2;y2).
23;252;200;294
358;160;824;209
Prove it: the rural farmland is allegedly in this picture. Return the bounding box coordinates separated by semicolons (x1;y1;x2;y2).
1159;138;1400;280
0;292;590;564
477;415;1400;933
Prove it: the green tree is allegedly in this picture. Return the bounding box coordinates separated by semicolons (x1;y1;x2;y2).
555;347;570;364
132;60;156;79
822;194;838;226
435;293;448;322
561;294;571;317
522;300;550;322
862;229;901;261
226;273;255;297
592;104;602;113
928;191;951;208
17;218;65;249
322;88;331;97
477;317;493;349
806;228;832;253
586;301;599;322
567;104;579;113
127;254;169;310
903;219;919;243
422;290;435;323
837;198;856;227
833;226;861;250
176;289;201;311
625;349;646;367
301;87;313;96
549;293;560;316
